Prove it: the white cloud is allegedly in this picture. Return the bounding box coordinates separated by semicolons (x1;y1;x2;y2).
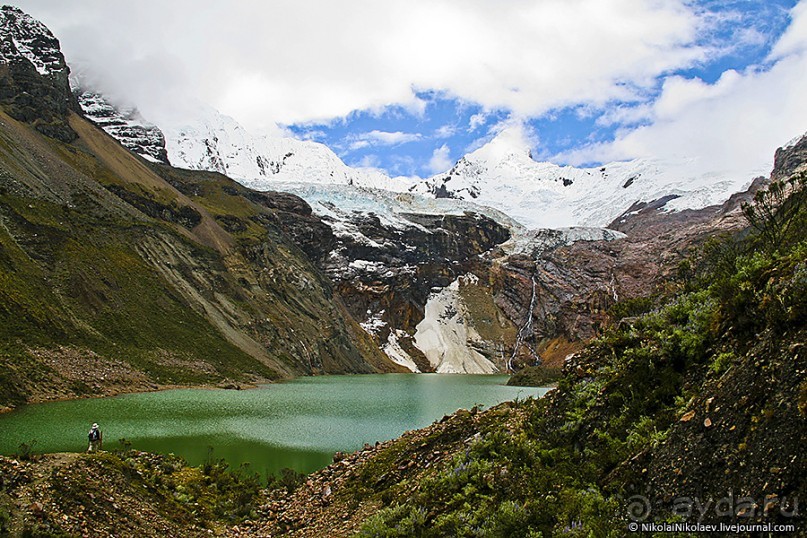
434;124;457;138
353;154;381;169
346;130;422;150
557;0;807;180
13;0;805;185
770;0;807;58
298;129;327;141
348;140;372;151
364;130;422;145
465;119;539;154
16;0;708;131
427;144;453;174
468;113;488;132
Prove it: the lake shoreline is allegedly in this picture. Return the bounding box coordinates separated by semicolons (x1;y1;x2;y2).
0;379;266;415
0;374;542;479
0;370;520;415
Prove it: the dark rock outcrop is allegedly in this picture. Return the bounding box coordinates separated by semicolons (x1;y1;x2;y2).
321;209;511;371
772;132;807;180
0;6;79;141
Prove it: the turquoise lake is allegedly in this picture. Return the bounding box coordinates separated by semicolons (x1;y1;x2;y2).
0;374;548;478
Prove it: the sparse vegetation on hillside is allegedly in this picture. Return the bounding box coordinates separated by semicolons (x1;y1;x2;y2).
356;174;806;536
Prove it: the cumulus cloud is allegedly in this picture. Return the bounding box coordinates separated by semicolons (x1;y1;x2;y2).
558;0;807;179
427;144;453;174
16;0;707;131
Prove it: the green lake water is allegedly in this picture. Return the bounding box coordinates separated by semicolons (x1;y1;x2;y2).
0;374;548;478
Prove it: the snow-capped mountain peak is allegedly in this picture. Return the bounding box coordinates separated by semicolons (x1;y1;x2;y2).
0;5;65;76
160;104;418;193
412;130;752;229
467;124;534;162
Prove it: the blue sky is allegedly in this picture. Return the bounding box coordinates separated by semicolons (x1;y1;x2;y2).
283;0;799;177
16;0;807;180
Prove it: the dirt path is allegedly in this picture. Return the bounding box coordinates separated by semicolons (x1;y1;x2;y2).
2;453;81;535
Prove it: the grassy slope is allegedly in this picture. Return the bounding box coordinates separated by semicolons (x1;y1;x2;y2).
0;109;392;408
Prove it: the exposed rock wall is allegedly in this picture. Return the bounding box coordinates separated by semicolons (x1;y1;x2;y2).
491;196;756;369
75;90;170;164
0;6;79;142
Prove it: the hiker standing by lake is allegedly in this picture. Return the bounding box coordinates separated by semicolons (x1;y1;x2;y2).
87;423;102;452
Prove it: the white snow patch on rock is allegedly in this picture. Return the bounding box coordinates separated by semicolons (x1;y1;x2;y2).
383;330;421;373
360;309;386;336
414;275;498;374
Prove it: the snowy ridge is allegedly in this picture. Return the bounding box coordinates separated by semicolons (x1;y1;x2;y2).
783;131;807;150
0;6;65;75
163;110;749;231
412;126;751;229
163;106;416;192
270;181;524;246
76;90;169;164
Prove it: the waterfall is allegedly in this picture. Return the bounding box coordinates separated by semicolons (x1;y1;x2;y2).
508;274;538;373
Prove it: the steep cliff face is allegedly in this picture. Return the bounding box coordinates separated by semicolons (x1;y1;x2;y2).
243;182;520;373
492;182;766;371
772;132;807;180
0;5;79;141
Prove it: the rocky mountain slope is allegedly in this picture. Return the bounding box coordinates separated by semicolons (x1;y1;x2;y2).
74;89;169;165
72;87;764;374
0;8;400;409
65;81;777;375
0;5;79;142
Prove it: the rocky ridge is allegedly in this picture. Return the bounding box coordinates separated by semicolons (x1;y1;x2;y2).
0;5;79;141
74;90;169;164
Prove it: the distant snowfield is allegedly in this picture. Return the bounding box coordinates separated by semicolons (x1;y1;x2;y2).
410;130;758;229
159;107;758;231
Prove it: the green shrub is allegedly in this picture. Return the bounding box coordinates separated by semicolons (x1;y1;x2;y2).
15;440;37;462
